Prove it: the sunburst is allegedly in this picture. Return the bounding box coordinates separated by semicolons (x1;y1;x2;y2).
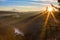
40;5;59;39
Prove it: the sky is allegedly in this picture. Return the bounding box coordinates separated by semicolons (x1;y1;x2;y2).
0;0;58;11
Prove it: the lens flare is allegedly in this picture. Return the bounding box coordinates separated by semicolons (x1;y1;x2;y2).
48;6;53;12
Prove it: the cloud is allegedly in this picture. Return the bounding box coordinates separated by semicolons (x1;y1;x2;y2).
32;0;57;2
0;6;43;12
31;0;57;6
31;2;49;6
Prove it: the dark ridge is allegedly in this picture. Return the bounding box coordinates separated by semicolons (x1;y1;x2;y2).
0;11;20;14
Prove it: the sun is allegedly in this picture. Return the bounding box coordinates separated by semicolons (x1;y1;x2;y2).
48;6;53;12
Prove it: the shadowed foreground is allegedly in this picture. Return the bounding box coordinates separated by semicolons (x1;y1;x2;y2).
0;11;60;40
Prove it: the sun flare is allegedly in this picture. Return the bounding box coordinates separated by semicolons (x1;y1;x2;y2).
48;6;53;12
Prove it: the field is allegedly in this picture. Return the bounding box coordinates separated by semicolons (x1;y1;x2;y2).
0;11;60;40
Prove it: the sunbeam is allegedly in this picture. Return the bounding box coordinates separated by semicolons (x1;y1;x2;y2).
51;12;59;23
21;11;47;27
39;12;50;40
43;13;50;27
